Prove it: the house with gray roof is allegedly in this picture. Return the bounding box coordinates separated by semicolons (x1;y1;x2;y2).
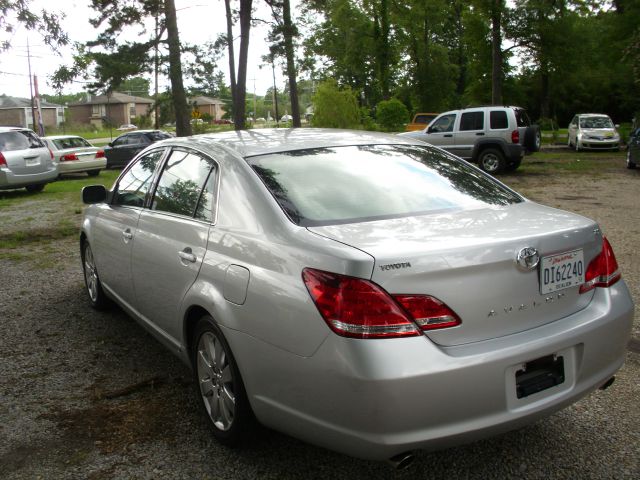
0;95;65;130
68;92;154;128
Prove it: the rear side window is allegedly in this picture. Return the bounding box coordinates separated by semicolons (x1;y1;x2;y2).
459;112;484;131
489;111;508;129
0;130;44;151
147;131;171;141
249;145;522;227
115;149;164;207
152;149;217;220
514;109;531;127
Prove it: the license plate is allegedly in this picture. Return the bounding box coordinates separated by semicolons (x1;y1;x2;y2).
540;249;584;294
25;158;40;166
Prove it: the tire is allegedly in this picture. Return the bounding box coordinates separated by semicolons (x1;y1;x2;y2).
524;125;541;152
575;138;581;152
192;315;254;446
627;149;637;169
82;241;110;310
25;184;45;193
87;169;100;177
478;148;506;174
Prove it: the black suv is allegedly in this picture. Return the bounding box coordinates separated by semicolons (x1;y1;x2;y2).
400;106;541;174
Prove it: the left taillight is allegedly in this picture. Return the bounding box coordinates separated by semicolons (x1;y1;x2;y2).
0;151;7;167
302;268;461;339
96;150;105;158
579;237;621;294
511;130;520;144
48;148;54;160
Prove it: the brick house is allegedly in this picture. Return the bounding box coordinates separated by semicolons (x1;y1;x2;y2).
68;92;154;128
0;95;65;129
189;96;226;121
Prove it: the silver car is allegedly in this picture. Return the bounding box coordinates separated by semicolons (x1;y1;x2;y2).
0;127;58;192
567;114;620;151
43;135;107;177
80;129;634;464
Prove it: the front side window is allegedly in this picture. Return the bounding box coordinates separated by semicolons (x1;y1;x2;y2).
460;112;484;131
115;149;164;207
152;149;216;220
430;114;456;133
112;135;129;147
249;145;522;227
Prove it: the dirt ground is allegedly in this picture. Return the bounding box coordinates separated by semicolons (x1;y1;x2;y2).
0;150;638;479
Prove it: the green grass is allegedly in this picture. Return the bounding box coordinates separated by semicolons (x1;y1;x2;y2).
516;150;624;175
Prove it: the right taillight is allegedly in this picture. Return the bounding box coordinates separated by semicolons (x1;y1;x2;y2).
511;130;520;144
579;237;621;294
302;268;460;339
0;151;6;167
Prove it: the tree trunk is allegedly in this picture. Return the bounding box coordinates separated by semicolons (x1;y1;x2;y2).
378;0;391;100
234;0;253;130
224;0;237;120
164;0;191;136
490;0;503;105
282;0;301;127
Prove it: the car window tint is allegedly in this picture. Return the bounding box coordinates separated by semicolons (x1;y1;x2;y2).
249;145;522;227
127;135;144;145
194;166;217;222
112;136;128;147
147;131;171;141
489;111;508;129
460;112;484;131
115;149;164;207
430;114;456;133
0;131;44;151
152;149;216;218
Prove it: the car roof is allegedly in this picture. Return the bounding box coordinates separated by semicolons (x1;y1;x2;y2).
43;135;86;140
578;113;610;117
161;128;427;158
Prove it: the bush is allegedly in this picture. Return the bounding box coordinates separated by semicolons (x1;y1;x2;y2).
376;98;409;132
311;80;360;129
360;107;377;131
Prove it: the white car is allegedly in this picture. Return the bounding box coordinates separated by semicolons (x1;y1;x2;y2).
43;135;106;177
567;114;620;151
116;124;137;131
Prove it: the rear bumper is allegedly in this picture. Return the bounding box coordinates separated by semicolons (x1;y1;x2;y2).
504;144;525;162
57;158;107;174
232;281;634;460
0;165;58;190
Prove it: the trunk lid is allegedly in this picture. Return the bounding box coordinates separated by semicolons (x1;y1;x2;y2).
308;202;600;346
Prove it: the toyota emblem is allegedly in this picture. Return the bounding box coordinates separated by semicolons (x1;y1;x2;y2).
516;247;540;270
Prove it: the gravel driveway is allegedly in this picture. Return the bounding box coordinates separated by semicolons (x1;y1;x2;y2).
1;153;638;479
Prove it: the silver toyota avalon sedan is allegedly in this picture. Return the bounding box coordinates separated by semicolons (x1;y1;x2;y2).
80;129;633;464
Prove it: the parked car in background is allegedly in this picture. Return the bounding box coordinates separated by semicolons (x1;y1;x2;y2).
405;112;439;132
43;135;106;177
0;127;57;192
103;130;172;168
80;128;633;463
627;127;639;169
567;114;620;151
116;123;137;131
399;106;541;174
280;114;293;122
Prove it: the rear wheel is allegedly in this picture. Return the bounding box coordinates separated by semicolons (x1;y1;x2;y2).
25;184;45;193
478;148;506;174
192;315;254;446
87;169;100;177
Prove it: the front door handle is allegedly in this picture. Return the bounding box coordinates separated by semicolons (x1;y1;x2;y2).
178;248;197;263
122;229;133;241
444;134;453;137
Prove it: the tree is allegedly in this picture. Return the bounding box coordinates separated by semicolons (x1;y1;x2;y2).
0;1;68;50
311;80;360;129
376;98;409;131
265;0;302;127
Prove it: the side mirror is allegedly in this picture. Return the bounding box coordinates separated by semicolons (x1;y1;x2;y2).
614;124;620;129
427;126;434;134
108;142;113;147
82;185;107;204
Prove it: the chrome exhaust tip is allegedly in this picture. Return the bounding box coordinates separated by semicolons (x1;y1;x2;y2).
388;451;415;470
599;376;615;390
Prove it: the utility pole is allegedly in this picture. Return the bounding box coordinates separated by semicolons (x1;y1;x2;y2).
27;37;36;130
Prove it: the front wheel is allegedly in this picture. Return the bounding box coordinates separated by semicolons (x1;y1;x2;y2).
82;241;110;310
478;148;506;174
192;316;255;446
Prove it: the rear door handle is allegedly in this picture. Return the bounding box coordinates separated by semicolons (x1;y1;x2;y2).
178;249;197;263
444;134;453;138
476;132;485;136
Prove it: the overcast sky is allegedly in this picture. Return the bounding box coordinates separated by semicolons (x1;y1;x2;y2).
0;0;298;100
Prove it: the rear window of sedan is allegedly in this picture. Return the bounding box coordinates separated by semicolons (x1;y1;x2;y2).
51;137;92;150
248;144;522;227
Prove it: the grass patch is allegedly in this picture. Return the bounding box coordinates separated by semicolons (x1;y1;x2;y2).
519;150;624;175
0;223;79;249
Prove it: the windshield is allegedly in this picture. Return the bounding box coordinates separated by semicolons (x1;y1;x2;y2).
248;144;522;227
580;116;614;129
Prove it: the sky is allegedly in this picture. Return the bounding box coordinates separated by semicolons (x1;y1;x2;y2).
0;0;296;100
